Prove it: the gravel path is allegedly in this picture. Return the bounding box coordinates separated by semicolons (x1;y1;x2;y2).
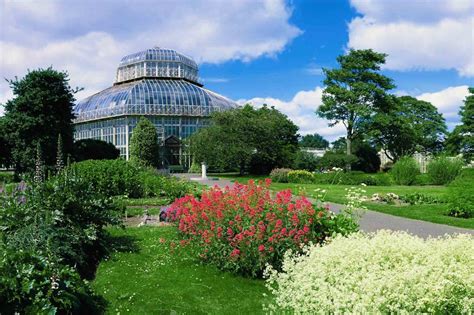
178;174;474;238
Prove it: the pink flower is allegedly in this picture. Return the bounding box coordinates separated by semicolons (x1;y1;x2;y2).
258;244;265;252
230;248;241;257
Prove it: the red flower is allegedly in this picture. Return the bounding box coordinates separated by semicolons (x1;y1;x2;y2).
258;244;265;252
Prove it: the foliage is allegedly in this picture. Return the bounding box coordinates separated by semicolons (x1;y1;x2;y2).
129;117;160;168
167;180;357;278
68;159;143;198
0;118;12;168
447;168;474;218
138;168;201;200
265;231;474;314
318;151;358;170
370;95;447;162
3;67;77;175
287;170;314;184
189;104;299;175
292;150;320;171
0;170;123;312
400;192;445;205
312;171;392;186
0;172;14;184
299;133;329;148
458;87;474;162
317;49;394;157
188;161;201;173
269;168;292;183
73;139;120;162
351;141;381;173
390;156;420;185
427;156;463;185
0;246;103;314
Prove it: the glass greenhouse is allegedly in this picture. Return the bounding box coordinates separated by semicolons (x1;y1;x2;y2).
73;47;237;167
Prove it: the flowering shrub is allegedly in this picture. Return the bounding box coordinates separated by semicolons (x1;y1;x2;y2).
265;231;474;313
287;170;314;184
167;179;357;277
269;168;292;183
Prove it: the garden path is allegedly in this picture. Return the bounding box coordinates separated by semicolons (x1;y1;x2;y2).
177;174;474;238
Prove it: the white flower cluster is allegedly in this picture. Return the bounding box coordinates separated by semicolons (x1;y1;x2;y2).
264;231;474;314
343;187;367;220
370;192;400;204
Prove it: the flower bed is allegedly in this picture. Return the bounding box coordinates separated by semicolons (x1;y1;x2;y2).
167;179;357;277
265;231;474;313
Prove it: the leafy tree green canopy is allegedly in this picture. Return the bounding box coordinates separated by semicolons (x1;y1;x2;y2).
129;117;160;167
189;104;299;175
73;139;120;162
3;67;78;175
369;95;447;162
317;49;395;157
459;87;473;161
299;133;329;148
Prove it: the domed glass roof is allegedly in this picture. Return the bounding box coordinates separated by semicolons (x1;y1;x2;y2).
115;47;199;84
74;79;236;123
74;47;237;123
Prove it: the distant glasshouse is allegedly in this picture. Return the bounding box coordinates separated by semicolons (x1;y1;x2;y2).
73;47;237;167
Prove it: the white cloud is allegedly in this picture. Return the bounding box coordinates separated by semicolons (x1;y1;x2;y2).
240;86;346;141
348;0;474;76
416;85;469;120
0;0;301;109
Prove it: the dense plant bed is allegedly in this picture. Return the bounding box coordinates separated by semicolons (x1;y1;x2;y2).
167;180;357;277
447;168;474;218
265;231;474;313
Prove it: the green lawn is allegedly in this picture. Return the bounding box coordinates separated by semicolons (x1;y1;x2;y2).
219;175;474;230
93;227;270;314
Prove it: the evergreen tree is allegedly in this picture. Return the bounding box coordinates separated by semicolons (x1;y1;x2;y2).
459;87;474;161
129;117;160;167
3;67;78;176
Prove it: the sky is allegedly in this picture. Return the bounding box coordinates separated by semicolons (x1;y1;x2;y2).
1;0;473;141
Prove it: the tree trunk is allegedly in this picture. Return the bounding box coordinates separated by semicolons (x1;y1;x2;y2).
346;135;352;171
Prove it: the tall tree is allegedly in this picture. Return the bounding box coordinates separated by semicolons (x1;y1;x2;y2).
129;117;160;167
3;67;78;175
459;87;474;161
189;104;299;175
370;95;447;162
299;133;329;148
317;49;395;160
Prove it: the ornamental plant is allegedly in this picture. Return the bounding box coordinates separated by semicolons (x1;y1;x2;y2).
265;231;474;314
167;179;357;277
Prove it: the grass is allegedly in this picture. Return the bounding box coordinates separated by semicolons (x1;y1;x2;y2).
93;226;270;314
125;207;163;217
219;175;474;230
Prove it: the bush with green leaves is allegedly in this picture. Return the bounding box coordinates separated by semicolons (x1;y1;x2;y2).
265;231;474;313
427;156;463;185
67;159;143;198
390;156;420;185
0;246;103;314
292;151;320;171
0;172;14;184
139;168;201;200
269;168;292;183
287;170;314;184
73;138;120;162
318;152;358;170
447;168;474;218
400;192;444;205
312;171;392;186
0;171;122;312
129;117;160;167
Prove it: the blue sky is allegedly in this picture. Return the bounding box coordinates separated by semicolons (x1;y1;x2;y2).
1;0;473;141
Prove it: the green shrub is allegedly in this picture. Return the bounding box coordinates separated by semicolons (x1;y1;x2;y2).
318;152;358;170
0;172;14;184
73;139;120;162
413;173;431;185
270;168;292;183
292;151;319;171
139;169;201;200
265;231;474;313
390;157;420;185
447;168;474;218
0;246;103;314
287;170;314;184
427;156;463;185
400;192;444;205
312;172;392;186
188;162;201;173
68;159;143;198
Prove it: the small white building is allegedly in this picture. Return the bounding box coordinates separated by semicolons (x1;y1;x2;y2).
301;147;328;158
